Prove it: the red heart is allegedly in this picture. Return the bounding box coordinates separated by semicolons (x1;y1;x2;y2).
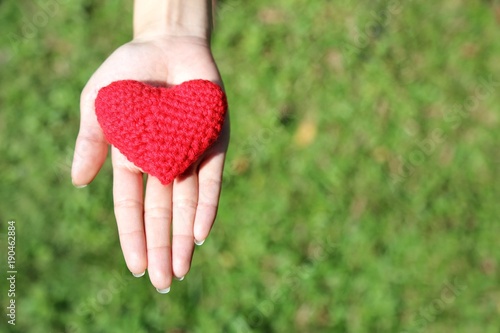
95;79;227;185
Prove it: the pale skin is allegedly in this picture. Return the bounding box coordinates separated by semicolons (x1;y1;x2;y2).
71;0;228;293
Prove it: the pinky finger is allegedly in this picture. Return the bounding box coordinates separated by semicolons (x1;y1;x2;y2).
193;153;225;244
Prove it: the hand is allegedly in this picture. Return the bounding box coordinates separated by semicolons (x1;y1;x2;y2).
71;35;229;292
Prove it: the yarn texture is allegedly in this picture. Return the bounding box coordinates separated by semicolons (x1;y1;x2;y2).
95;79;227;185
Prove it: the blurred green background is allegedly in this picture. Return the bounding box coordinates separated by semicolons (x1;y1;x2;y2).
1;0;499;332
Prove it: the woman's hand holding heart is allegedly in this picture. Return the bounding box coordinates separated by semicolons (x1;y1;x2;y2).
71;2;229;293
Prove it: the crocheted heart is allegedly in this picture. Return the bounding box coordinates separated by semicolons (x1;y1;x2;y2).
95;79;227;185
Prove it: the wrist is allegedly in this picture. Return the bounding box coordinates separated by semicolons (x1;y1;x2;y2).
133;0;213;41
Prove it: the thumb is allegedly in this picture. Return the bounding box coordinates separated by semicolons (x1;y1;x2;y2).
71;88;108;187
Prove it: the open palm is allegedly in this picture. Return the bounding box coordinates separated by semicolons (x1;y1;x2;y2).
72;35;229;292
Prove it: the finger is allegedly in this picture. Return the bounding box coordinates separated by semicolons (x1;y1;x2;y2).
171;172;198;278
144;175;173;291
112;147;147;275
193;151;225;244
71;88;108;186
193;112;229;242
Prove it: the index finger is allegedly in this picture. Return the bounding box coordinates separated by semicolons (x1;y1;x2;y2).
112;147;147;275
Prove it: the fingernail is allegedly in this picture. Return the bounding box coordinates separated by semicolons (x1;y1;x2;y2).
194;239;205;246
156;287;171;294
74;184;88;189
132;271;145;278
175;276;185;281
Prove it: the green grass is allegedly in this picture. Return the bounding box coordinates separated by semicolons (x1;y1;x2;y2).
1;0;500;332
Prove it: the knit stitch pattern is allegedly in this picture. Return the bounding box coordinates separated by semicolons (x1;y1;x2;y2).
95;79;227;185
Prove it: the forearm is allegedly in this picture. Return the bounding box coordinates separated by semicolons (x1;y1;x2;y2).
133;0;213;40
